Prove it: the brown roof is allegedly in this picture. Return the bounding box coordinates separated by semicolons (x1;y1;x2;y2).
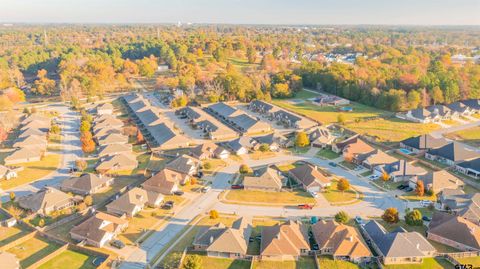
418;170;463;193
106;187;150;214
4;147;43;163
97;133;128;146
289;163;330;187
165;154;199;175
70;212;127;244
312;220;371;259
190;142;219;159
343;139;375;157
13;135;47;148
17;187;74;214
429;211;480;250
243;166;283;190
96;153;138;173
364;150;398;166
142;168;188;194
260;220;310;256
61;173;112;194
98;143;132;157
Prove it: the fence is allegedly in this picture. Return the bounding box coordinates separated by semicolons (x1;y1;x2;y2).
28;244;69;269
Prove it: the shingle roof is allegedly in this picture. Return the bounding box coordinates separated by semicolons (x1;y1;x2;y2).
401;134;449;150
147;123;190;150
4;147;43;163
165;155;199;175
409;108;434;120
227;136;256;152
207;102;241;117
61;173;112;194
96;153;138;172
98;143;132;157
260;220;310;256
418;170;463;193
462;99;480;110
142;168;188;194
427;105;451;116
428;142;480;162
428;211;480;250
17;187;74;213
457;157;480;172
447;102;470;113
289;163;330;187
70;212;127;244
106;187;151;214
243;166;283;190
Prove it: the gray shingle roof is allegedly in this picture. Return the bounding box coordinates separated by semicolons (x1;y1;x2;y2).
428;142;480;162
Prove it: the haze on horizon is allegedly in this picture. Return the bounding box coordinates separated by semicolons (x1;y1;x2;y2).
0;0;479;25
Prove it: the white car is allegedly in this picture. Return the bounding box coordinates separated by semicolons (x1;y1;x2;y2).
308;190;318;198
420;200;432;207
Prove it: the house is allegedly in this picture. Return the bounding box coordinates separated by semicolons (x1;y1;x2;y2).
0;251;19;269
96;153;138;175
260;220;310;261
19;127;46;138
106;187;163;217
4;147;43;165
427;211;480;251
213;146;230;160
404;108;441;123
400;134;449;155
61;173;114;195
145;123;190;150
94;127;122;139
243;166;283;192
447;101;474;116
271;109;316;129
412;170;463;194
0;165;18;180
288;163;331;192
362;220;436;265
22;113;50;125
98;143;133;157
313;94;350;106
93;116;124;131
206;102;244;120
312;220;371;263
20;119;51;132
426;105;455;120
308;127;335;148
70;212;128;247
253;133;289;151
142;168;188;194
438;190;480;225
248;100;278;115
380;160;427;182
332;134;361;153
190;142;220;160
226;136;257;155
165;155;200;176
12;135;47;149
177;106;238;140
341;138;375;164
17;187;77;216
455;157;480;178
192;217;252;258
97;133;129;146
228;113;272;135
96;103;114;115
425;142;480;166
362;150;398;170
461;99;480;113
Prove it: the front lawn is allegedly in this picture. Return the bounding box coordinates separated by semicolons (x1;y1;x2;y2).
182;254;250;269
202;159;227;174
7;236;62;268
0;153;61;190
383;257;453;269
322;181;359;204
318;256;360;269
225;189;315;205
38;249;96;269
339;161;357;170
316;149;340;160
249;151;276;160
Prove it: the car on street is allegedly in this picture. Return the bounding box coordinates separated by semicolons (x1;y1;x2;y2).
308;190;318;198
162;201;175;209
422;216;431;222
298;204;313;210
354;216;364;225
420;200;432;207
201;186;211;193
173;190;184;196
368;175;379;180
328;162;337;167
231;184;244;189
110;239;125;249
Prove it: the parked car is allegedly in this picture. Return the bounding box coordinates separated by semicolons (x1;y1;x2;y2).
368;175;379;180
354;216;364;225
422;216;431;222
404;187;414;192
231;184;244;190
328;162;337;167
420;200;432;207
201;186;211;193
173;190;184;196
110;239;125;249
162;201;175;209
298;204;313;210
396;185;406;190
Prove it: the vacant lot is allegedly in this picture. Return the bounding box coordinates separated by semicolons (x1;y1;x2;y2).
445;126;480;147
38;249;96;269
0;153;61;190
383;257;453;269
7;236;62;268
225;189;315;205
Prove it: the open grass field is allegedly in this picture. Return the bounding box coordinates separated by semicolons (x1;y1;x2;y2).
383;257;454;269
318;256;360;269
0;225;31;247
225;189;315;205
322;180;359;204
183;254;251;269
38;249;96;269
0;153;61;190
445;126;480;147
7;236;62;268
252;257;316;269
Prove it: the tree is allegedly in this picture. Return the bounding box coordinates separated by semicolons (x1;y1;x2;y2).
50;124;61;135
7;205;22;219
203;162;212;170
137;130;145;143
407;90;422;109
81;137;96;153
432;86;444;104
38;218;45;227
75;159;87;171
84;195;93;206
337;178;350;193
259;144;270;152
295;131;310;147
213;47;226;62
271;83;291;98
246;47;257;64
183;254;203;269
209;210;219;219
381;171;390;184
80;120;91;134
239;164;250;174
9;192;15;202
137;56;158;77
337;114;346;125
172;95;188;108
32;69;56;95
382;208;399;224
405;209;423;226
335;211;350;224
415;180;425;196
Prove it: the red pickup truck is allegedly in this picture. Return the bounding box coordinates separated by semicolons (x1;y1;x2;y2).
298;204;313;210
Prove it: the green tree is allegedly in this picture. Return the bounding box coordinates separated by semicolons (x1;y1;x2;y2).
239;164;250;174
183;254;203;269
203;162;212;170
259;144;270;152
405;209;423;226
213;48;226;62
432;86;444;105
295;131;310;147
337;178;350;193
38;218;45;227
407;90;421;109
9;192;15;202
50;124;61;135
382;208;399;224
335;211;350;224
246;47;256;64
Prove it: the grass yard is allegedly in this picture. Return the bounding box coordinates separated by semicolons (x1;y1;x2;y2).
339;161;357;170
276;163;297;172
345;118;440;142
252;256;316;269
202;159;227;174
288;146;310;154
400;191;436;202
322;181;359;204
383;257;454;269
7;236;62;268
318;256;361;269
316;149;340;159
183;254;250;269
92;176;138;205
38;249;96;269
225;189;315;205
0;226;31;247
442;119;461;126
445;126;480;147
249;151;276;160
146;154;168;172
46;216;87;242
133;152;150;174
456;256;480;267
0;153;61;190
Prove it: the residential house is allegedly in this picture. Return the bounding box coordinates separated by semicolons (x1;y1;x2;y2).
97;133;128;146
142;168;188;195
0;165;18;180
96;103;114;115
0;251;19;269
400;134;449;155
404;108;441;123
438;190;480;225
96;153;138;175
177;106;237;140
17;187;77;216
70;212;128;247
447;101;474;116
98;143;133;158
260;220;310;261
289;163;331;192
20;119;51;133
248;100;278;115
426;105;455;120
22;114;50;125
12;135;47;149
380;160;427;182
308;127;335;148
206;102;272;134
456;157;480;178
213;146;230;160
362;150;398;170
313;94;350;106
341;138;375;164
106;187;163;217
4;147;43;165
165;154;200;176
61;173;114;195
362;220;436;265
312;220;371;263
271;109;316;130
94;127;122;139
93;116;124;131
145;123;190;150
226;136;258;155
412;170;464;194
461;99;480;113
425;142;480;166
192;217;252;258
19;127;46;138
427;211;480;251
243;166;283;192
190;142;220;160
253;133;289;151
332;135;361;153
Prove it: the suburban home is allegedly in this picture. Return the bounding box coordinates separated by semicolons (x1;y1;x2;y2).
177;106;238;140
93;116;124;131
461;99;480;113
308;127;335;148
411;170;464;194
379;160;427;182
70;212;128;247
271;109;317;130
248;100;279;115
438;190;480;225
12;135;47;149
192;217;252;258
142;168;188;194
260;220;310;261
0;251;19;269
106;187;163;217
94;127;122;139
145;123;191;150
288;163;331;192
455;157;480;178
425;142;480;166
97;133;129;146
362;150;398;170
96;103;114;115
332;134;361;153
226;136;258;155
4;147;43;165
313;94;350;106
22;113;50;125
341;138;375;164
190;142;219;160
98;143;133;157
404;108;441;123
427;211;480;251
0;165;18;180
21;119;51;132
19;127;46;138
400;134;449;155
312;220;371;263
96;153;138;175
165;154;200;176
243;166;284;192
426;105;455;120
61;173;114;195
362;220;436;265
447;101;474;116
253;133;289;151
17;187;78;216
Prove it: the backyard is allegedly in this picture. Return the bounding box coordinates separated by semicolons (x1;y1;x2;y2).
38;249;96;269
316;149;340;160
7;235;62;268
182;254;250;269
382;257;453;269
0;225;31;247
252;257;316;269
318;256;360;269
91;176;138;205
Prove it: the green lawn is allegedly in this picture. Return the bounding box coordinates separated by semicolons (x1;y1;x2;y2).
383;257;453;269
339;161;357;170
445;126;480;147
289;146;310;154
252;256;316;269
202;159;227;174
316;149;340;159
456;256;480;267
7;236;62;268
38;250;96;269
225;189;315;205
322;181;359;204
183;254;250;269
318;256;360;269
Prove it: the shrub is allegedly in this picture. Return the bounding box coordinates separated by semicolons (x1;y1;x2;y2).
203;162;212;170
259;143;270;152
335;211;350;224
382;207;399;224
405;209;423;226
239;164;250;174
209;210;219;219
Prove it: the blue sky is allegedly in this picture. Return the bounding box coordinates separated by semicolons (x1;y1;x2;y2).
0;0;479;25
